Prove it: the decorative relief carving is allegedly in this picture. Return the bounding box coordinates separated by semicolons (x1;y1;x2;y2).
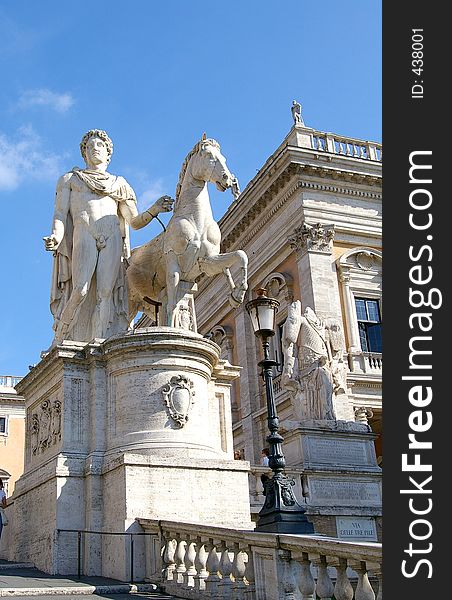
162;375;195;428
289;222;335;255
262;272;294;304
30;398;62;455
356;251;377;271
338;247;382;276
205;326;234;361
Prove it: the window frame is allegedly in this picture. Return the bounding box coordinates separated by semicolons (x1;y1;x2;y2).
0;415;8;436
355;297;382;353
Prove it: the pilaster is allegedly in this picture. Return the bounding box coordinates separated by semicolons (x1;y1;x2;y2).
288;222;342;321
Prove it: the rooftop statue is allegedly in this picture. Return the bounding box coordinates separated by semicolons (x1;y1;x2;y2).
127;135;248;330
43;129;173;345
291;100;304;126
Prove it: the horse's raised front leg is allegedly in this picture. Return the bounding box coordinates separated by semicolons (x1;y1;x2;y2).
226;249;248;306
165;250;181;327
198;250;248;307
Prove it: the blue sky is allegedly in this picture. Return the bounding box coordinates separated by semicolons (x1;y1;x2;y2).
0;1;381;376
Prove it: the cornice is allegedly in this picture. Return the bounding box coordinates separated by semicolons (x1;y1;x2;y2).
221;162;382;252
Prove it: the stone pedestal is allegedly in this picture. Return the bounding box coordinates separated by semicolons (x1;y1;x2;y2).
281;420;382;540
1;328;253;578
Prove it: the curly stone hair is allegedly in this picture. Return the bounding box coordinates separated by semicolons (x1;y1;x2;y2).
80;129;113;164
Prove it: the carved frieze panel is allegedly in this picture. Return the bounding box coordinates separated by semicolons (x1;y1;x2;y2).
30;398;62;455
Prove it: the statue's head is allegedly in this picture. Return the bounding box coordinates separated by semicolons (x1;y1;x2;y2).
304;306;320;325
80;129;113;165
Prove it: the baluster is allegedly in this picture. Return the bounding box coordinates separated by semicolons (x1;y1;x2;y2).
353;143;360;157
295;552;316;600
254;471;264;496
232;543;247;600
279;549;297;600
205;540;222;598
183;538;197;589
337;141;344;154
346;143;352;156
318;137;324;151
218;543;234;598
194;538;209;592
367;143;377;161
334;558;354;600
173;536;187;585
244;546;256;599
316;555;334;599
355;561;375;600
162;536;176;582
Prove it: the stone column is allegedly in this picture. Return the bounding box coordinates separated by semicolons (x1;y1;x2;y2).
288;222;342;322
339;270;361;352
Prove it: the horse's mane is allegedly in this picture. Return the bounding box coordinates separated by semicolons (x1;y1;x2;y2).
175;138;220;206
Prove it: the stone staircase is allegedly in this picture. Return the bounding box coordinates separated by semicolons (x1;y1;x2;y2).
0;560;178;598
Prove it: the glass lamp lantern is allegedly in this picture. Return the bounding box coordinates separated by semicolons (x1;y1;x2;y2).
245;288;280;340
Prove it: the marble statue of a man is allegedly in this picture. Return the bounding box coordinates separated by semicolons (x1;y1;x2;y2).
291;100;304;126
282;302;336;420
44;129;173;345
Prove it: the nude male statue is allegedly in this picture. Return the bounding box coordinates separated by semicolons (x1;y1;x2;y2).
44;129;173;345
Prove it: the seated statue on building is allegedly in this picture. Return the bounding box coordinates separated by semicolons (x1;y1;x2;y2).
43;129;173;345
281;301;348;421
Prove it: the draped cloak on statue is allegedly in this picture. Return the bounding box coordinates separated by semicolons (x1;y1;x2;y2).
49;168;136;341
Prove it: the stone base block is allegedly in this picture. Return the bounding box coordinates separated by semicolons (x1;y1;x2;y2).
1;330;253;579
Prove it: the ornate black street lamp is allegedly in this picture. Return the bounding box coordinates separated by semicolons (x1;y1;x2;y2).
246;289;314;534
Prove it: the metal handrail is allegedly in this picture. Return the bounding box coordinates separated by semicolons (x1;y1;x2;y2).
56;528;159;582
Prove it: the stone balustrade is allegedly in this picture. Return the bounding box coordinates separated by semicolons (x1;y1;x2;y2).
310;131;382;162
348;352;383;376
138;518;382;599
272;373;283;396
0;375;23;389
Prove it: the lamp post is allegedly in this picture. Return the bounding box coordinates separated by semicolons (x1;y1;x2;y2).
246;289;314;534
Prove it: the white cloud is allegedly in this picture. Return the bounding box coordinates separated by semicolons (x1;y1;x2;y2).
137;179;166;212
0;126;64;191
18;89;75;114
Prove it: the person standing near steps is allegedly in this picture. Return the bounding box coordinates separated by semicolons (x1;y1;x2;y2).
0;478;7;539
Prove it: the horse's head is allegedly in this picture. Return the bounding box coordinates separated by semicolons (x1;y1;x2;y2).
191;138;235;192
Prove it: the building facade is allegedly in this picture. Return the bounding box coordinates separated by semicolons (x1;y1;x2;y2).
194;117;382;537
0;375;25;495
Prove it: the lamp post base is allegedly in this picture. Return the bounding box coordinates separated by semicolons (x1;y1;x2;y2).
256;473;315;534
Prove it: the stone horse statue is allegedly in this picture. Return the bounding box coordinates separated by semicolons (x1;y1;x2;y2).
126;136;248;330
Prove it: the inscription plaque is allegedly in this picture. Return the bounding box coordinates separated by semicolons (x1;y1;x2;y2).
308;478;381;506
336;517;378;541
305;436;370;466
